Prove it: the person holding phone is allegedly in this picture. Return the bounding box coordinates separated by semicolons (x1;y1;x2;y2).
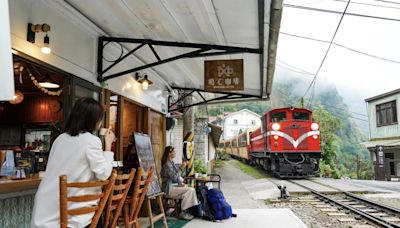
31;97;116;228
161;146;198;220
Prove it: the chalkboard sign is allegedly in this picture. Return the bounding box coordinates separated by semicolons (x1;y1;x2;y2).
133;133;162;197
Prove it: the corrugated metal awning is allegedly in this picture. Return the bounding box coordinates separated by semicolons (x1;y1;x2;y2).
61;0;283;107
361;139;400;148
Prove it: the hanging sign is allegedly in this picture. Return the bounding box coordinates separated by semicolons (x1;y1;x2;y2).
204;59;244;92
0;1;14;101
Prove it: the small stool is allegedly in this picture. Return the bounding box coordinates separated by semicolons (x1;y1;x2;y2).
163;197;182;218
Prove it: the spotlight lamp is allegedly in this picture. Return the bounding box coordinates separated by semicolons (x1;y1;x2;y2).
27;23;51;54
135;72;153;90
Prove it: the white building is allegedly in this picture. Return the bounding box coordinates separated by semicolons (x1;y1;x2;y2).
217;109;261;140
363;88;400;181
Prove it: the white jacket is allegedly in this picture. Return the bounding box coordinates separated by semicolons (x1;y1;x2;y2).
31;132;114;228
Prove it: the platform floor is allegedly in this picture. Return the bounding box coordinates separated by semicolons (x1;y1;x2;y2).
184;209;307;228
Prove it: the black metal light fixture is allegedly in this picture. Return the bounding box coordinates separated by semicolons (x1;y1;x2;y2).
135;72;152;90
27;23;51;54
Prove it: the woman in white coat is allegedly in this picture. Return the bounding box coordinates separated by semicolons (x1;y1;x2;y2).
31;98;116;228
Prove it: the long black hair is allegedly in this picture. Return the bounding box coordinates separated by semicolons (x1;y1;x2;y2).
64;97;104;136
161;146;174;167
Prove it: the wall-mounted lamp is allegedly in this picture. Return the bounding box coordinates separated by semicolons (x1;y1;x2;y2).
135;72;152;90
27;23;51;54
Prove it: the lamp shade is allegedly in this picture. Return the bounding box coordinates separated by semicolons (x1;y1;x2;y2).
9;90;24;105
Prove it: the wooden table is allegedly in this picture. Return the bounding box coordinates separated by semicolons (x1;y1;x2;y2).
185;174;221;189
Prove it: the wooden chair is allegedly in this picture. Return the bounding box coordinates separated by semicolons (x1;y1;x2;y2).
104;168;136;228
123;166;155;228
59;173;117;228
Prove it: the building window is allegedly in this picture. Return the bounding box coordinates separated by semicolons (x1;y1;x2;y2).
376;100;397;127
233;119;238;124
251;120;256;125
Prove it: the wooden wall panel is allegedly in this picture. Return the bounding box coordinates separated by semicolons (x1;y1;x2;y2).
121;99;146;160
148;110;166;175
0;94;62;124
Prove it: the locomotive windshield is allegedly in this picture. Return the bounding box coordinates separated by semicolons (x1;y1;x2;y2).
270;112;287;122
292;111;309;121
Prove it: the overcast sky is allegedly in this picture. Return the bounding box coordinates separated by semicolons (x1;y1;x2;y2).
275;0;400;110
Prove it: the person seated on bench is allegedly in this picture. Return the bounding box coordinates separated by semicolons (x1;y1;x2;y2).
161;146;198;220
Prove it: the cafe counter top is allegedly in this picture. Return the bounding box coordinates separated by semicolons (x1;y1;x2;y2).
0;177;41;198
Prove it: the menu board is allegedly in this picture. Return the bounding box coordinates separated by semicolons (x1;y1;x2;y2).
133;133;161;197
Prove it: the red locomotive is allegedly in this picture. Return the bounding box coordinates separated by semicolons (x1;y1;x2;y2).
219;107;321;178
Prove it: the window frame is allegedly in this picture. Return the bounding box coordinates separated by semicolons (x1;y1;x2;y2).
376;100;398;127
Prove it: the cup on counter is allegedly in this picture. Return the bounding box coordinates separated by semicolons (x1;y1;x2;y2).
194;173;199;178
99;128;108;136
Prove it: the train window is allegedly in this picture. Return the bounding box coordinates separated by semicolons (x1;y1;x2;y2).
240;134;247;146
292;112;309;121
270;112;287;122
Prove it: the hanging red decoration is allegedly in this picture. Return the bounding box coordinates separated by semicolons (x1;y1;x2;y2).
9;90;24;105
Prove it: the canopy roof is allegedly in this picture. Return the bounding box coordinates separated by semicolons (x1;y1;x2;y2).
64;0;283;109
361;139;400;148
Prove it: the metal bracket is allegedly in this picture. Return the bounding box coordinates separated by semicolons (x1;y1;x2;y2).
168;86;259;112
97;37;261;83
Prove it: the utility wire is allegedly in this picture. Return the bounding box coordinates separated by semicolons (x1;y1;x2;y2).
277;60;316;76
284;4;400;22
310;102;368;117
302;0;351;105
280;32;400;64
275;88;369;121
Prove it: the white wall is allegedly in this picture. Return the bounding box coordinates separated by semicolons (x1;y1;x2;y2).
0;1;14;101
172;118;184;163
8;0;167;113
367;94;400;139
222;110;261;139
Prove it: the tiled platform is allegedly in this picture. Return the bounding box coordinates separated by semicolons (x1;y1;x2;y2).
184;209;307;228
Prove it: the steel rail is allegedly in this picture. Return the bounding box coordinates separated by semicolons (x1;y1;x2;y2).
344;192;400;215
287;180;400;228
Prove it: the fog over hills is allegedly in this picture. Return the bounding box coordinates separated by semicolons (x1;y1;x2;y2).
273;67;372;136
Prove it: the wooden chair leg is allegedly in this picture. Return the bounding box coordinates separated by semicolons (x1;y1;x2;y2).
124;204;130;228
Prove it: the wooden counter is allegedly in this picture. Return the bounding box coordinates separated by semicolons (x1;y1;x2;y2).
0;177;41;196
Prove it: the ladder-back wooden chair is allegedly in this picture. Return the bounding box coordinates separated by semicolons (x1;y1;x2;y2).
59;173;117;228
104;168;136;228
123;166;155;228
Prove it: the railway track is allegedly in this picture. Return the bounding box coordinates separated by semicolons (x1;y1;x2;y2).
287;180;400;228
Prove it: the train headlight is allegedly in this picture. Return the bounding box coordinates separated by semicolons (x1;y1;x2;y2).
272;123;280;131
311;123;319;131
313;135;318;139
273;135;279;140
